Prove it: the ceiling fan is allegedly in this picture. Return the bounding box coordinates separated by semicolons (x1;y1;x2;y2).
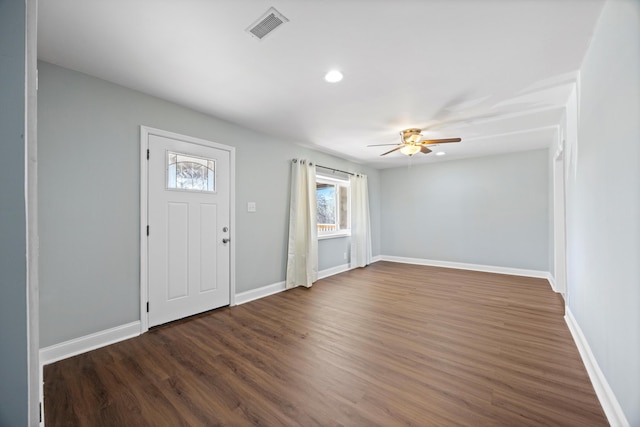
369;128;462;156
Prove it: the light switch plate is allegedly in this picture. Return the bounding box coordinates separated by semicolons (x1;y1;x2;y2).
247;202;256;212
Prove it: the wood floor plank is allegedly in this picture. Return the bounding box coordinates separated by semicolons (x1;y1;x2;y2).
44;262;608;426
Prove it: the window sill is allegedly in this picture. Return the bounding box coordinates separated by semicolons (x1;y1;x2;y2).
318;231;351;240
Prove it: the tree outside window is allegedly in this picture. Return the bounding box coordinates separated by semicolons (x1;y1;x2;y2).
316;175;349;236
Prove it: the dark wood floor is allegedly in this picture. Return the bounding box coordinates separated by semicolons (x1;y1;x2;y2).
44;262;607;426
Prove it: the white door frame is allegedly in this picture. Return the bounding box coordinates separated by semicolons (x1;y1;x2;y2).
139;126;236;333
553;141;567;296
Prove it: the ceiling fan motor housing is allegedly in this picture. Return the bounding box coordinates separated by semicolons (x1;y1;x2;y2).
402;128;423;144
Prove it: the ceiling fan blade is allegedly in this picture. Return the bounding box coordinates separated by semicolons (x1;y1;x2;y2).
420;146;432;154
367;143;402;147
380;145;405;156
420;138;462;145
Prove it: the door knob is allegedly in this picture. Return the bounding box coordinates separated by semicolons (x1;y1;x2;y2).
222;238;230;244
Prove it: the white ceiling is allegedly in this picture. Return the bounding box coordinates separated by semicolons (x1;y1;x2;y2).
38;0;605;169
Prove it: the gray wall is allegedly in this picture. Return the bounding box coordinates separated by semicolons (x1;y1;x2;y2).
380;150;549;271
38;61;380;347
566;0;639;423
318;236;350;271
0;0;29;425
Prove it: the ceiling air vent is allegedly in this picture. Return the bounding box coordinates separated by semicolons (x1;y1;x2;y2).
246;7;289;40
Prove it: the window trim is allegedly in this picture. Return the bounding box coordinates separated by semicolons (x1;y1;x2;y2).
318;230;351;240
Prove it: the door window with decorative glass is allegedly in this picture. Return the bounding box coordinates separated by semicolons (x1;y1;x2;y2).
167;151;216;192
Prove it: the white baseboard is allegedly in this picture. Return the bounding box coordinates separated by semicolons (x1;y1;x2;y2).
319;263;351;279
39;321;141;366
39;263;360;370
380;255;550;279
546;272;558;292
371;255;383;263
39;321;142;424
235;263;357;305
235;281;286;305
565;307;630;427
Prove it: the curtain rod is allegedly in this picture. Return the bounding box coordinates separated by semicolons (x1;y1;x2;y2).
316;164;356;176
292;159;358;176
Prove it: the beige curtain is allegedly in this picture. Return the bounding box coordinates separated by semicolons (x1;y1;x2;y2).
350;174;372;268
285;159;318;289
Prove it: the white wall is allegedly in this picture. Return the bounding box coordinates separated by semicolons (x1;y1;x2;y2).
548;131;557;278
38;61;380;348
565;0;640;424
380;150;549;271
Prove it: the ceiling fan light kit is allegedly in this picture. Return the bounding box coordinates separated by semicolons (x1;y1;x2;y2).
400;145;421;156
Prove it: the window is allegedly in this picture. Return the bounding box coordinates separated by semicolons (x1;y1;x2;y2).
316;174;349;237
167;151;215;192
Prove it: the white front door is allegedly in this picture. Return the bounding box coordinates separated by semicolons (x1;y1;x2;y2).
147;133;231;327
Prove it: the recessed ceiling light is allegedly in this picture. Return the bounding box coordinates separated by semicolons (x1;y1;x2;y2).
324;70;343;83
435;151;446;156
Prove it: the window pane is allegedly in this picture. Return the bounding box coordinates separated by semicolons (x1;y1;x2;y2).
317;183;336;232
339;185;348;230
167;151;215;192
316;175;350;235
